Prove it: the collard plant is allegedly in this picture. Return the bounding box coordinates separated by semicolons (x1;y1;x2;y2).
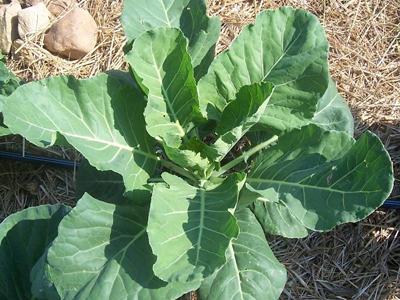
0;1;394;299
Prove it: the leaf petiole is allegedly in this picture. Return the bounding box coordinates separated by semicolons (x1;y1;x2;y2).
159;159;200;184
213;135;278;177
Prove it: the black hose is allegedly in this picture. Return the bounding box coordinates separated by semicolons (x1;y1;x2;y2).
0;150;79;169
0;150;399;209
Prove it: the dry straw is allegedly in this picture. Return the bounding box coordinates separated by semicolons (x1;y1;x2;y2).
1;0;399;298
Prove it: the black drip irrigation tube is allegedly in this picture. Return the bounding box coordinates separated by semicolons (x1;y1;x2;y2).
0;150;399;210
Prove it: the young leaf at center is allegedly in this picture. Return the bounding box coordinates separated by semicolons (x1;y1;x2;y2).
212;81;273;160
126;27;201;148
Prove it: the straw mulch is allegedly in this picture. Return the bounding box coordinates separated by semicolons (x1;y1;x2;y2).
0;0;399;299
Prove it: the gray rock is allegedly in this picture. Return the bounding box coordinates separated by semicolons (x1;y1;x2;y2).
44;7;97;60
0;0;21;53
18;2;51;38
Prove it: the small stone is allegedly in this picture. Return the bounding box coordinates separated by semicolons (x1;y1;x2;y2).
0;0;21;53
44;7;97;60
46;0;75;17
18;3;51;38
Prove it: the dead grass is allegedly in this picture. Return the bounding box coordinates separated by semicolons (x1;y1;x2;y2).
0;0;399;299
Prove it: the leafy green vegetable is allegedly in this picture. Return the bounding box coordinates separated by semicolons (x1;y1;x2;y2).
46;194;198;300
246;125;393;231
199;208;287;299
198;7;329;132
147;173;244;283
126;27;200;148
0;204;70;300
0;2;393;300
3;73;157;193
212;82;273;160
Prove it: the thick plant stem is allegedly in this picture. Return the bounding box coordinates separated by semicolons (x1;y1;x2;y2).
214;135;278;177
160;159;199;184
143;151;199;184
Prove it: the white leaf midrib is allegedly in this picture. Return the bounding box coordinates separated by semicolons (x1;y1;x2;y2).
229;244;244;300
12;114;157;161
194;189;206;264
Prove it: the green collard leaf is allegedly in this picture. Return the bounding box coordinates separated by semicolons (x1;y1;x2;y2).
147;173;245;283
121;0;220;77
46;194;198;300
252;200;309;238
199;208;287;300
126;28;200;148
3;73;157;192
312;77;354;136
212;82;273;160
76;160;125;202
246;125;394;231
198;7;329;131
0;204;70;300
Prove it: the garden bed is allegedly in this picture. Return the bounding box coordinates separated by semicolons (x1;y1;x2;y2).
0;0;399;298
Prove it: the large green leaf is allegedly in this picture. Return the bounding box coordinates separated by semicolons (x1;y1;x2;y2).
3;72;157;192
246;125;393;231
126;28;200;148
121;0;220;77
312;78;354;135
0;204;70;300
251;200;309;238
212;82;273;160
147;173;244;283
198;7;329;131
244;125;353;238
46;194;199;300
199;208;287;300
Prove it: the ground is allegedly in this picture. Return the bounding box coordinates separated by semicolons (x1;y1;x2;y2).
0;0;399;299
